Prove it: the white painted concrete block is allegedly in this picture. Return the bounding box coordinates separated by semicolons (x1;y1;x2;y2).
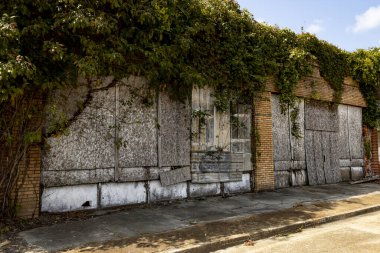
189;183;221;198
224;173;251;194
101;182;146;207
351;167;364;181
149;180;187;202
41;185;97;212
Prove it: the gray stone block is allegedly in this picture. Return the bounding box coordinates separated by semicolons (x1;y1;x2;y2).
224;173;251;194
189;183;221;198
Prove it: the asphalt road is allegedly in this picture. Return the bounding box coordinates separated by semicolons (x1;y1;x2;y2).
214;211;380;253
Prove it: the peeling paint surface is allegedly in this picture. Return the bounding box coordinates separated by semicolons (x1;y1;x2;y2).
189;183;221;198
101;182;146;207
149;181;187;202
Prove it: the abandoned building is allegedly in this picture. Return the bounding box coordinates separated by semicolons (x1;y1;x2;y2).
6;66;380;217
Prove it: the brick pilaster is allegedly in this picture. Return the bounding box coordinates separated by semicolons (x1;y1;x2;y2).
371;129;380;175
253;92;275;191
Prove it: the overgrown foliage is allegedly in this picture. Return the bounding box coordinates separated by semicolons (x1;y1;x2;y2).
1;0;380;217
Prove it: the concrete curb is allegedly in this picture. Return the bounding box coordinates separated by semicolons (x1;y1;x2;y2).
174;204;380;253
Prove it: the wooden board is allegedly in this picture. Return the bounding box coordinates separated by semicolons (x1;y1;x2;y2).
191;162;244;173
322;132;334;184
305;130;317;185
314;131;326;185
305;100;338;132
191;172;242;183
159;167;191;186
330;132;342;183
191;152;244;163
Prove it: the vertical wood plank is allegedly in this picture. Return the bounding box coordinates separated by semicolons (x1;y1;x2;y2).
330;132;342;183
322;131;334;183
305;130;317;185
314;131;326;185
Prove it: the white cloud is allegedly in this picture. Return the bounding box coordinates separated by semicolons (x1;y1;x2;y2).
305;20;324;34
353;5;380;33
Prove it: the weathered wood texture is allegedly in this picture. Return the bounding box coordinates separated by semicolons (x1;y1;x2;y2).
159;167;191;186
159;93;191;166
305;130;341;185
191;88;215;151
191;88;251;184
272;95;306;188
338;105;351;159
305;100;338;132
191;172;242;184
272;95;291;161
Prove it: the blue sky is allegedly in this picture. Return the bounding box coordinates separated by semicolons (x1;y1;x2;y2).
237;0;380;52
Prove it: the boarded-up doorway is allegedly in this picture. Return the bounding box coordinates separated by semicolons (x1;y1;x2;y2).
305;100;341;185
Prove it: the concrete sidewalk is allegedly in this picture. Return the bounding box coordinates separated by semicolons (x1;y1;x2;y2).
19;183;380;253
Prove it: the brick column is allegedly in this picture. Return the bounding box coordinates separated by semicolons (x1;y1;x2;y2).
371;129;380;175
13;146;41;218
253;92;275;192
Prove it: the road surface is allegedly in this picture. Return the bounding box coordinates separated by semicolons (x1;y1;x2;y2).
215;211;380;253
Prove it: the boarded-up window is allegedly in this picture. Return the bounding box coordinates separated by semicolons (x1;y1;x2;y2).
191;88;252;183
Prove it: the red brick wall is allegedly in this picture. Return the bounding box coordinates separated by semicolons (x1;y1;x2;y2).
371;129;380;175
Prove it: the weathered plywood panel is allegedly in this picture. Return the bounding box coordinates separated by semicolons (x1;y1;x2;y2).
271;95;291;161
338;105;350;159
191;172;242;183
43;87;116;171
274;161;292;171
42;168;114;187
118;167;149;182
215;110;231;151
305;100;338;132
348;106;363;159
159;93;191;166
159;167;191;186
118;78;158;167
